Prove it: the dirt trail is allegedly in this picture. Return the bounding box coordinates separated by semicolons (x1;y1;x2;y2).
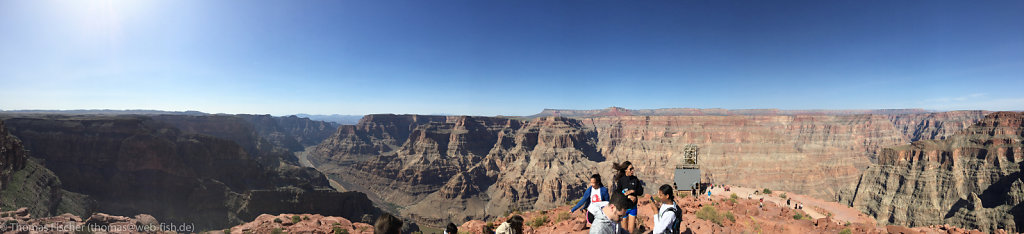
708;185;876;225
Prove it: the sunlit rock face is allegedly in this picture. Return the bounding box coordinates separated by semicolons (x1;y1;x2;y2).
311;109;987;226
840;111;1023;232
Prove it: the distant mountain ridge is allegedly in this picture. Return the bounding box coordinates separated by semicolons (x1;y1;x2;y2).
0;109;207;115
293;114;364;125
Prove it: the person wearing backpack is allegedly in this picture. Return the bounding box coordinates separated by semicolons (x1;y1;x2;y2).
653;184;682;234
571;174;610;226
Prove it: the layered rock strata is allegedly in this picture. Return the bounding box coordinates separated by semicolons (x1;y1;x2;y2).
840;112;1023;232
311;110;988;227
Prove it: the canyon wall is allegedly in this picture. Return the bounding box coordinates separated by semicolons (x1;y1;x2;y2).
310;109;987;226
0;120;27;190
0;114;379;230
840;112;1023;232
0;119;93;219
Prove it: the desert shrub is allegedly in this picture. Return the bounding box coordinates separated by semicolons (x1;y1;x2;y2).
724;211;735;222
223;229;231;234
696;206;723;226
762;188;772;194
793;213;803;220
540;210;547;215
303;216;310;221
556;212;570;222
271;228;284;234
779;193;787;199
730;193;739;199
292;215;301;223
529;215;548;228
839;228;852;234
332;227;348;234
273;218;282;223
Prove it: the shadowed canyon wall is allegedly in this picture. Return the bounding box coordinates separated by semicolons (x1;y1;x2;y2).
0;114;377;230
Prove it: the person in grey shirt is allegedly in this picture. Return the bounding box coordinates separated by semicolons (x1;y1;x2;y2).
587;192;635;234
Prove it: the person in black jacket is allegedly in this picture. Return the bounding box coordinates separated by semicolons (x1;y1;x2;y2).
612;161;644;233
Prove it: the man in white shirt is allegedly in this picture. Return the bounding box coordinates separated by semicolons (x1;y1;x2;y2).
587;192;635;234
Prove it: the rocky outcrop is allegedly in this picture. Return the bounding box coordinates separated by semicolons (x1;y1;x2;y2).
0;115;379;230
0;120;27;191
0;208;166;233
228;213;375;234
840;112;1023;232
312;110;989;227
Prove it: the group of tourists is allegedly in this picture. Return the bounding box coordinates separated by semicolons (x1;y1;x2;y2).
566;160;681;234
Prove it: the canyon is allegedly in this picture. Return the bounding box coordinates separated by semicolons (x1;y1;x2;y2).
840;112;1023;232
308;108;994;228
0;113;382;231
3;108;1016;232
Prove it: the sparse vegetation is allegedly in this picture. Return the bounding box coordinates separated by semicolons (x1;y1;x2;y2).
271;228;284;234
839;228;852;234
303;216;310;221
223;229;231;234
779;193;787;199
529;215;548;228
273;218;282;223
762;188;772;194
724;211;735;222
540;210;547;215
292;215;302;223
696;206;726;226
484;222;495;232
729;193;739;204
333;226;348;234
556;212;570;222
845;221;851;226
792;212;811;220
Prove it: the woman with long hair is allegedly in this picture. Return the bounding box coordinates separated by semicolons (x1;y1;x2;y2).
612;161;643;233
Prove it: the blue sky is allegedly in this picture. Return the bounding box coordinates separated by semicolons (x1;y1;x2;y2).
1;0;1022;116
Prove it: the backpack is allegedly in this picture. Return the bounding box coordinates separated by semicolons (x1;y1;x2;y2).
658;204;682;234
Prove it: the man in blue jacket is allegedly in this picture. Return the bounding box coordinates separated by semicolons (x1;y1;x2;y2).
571;174;610;225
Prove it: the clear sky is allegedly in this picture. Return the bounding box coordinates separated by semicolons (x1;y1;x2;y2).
1;0;1022;116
